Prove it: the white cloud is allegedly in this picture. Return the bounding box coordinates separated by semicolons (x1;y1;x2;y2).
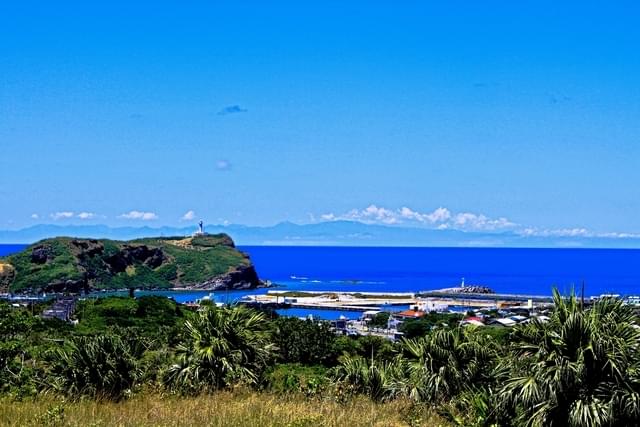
353;205;399;224
426;207;452;223
320;205;515;231
181;210;196;221
118;210;158;221
399;207;419;220
598;232;640;239
453;213;515;231
321;204;640;240
77;212;96;220
519;227;640;239
518;227;589;238
50;211;74;220
400;206;451;223
215;160;231;170
335;205;400;225
550;228;589;237
30;213;39;219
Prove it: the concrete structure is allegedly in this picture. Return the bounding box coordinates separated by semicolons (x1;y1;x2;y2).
361;310;381;321
42;297;76;321
487;318;517;327
413;299;448;313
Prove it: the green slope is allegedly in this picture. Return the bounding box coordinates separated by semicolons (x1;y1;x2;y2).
0;234;256;293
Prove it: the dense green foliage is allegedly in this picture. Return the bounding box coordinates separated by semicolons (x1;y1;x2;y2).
263;363;329;395
161;242;247;285
46;334;144;400
75;296;187;346
164;305;275;393
399;312;463;339
1;235;250;293
495;290;640;426
3;239;83;292
368;311;391;328
271;317;339;366
2;290;640;427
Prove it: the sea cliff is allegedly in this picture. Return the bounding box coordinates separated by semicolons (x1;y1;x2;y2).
0;234;261;293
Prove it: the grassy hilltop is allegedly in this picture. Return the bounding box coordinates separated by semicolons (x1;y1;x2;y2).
0;234;258;293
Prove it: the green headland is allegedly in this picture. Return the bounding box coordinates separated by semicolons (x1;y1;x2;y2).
0;234;260;293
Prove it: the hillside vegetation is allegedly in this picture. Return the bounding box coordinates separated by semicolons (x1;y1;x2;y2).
0;234;257;293
2;290;640;426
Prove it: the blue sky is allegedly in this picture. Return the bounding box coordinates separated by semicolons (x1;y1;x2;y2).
1;1;640;240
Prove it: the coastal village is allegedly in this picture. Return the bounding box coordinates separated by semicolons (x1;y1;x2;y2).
5;279;636;344
235;285;553;340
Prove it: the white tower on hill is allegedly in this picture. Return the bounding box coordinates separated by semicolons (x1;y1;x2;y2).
193;220;206;237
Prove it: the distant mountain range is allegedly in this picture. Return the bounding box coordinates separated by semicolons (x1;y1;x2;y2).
1;221;640;248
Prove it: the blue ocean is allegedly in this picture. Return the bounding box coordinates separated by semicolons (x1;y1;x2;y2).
3;244;640;318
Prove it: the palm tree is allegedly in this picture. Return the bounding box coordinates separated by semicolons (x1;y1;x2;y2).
400;328;496;403
333;328;496;404
165;305;275;393
332;355;406;402
496;289;640;427
46;334;143;400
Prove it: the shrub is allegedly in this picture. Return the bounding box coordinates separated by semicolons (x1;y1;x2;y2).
46;334;143;400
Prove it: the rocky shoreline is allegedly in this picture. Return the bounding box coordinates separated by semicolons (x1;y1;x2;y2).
433;285;496;294
173;265;266;291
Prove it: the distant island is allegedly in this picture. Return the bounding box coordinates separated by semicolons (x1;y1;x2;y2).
0;233;261;294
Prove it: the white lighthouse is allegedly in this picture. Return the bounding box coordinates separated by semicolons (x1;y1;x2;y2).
194;220;206;236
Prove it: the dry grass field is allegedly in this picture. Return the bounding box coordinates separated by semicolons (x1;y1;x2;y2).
0;392;451;427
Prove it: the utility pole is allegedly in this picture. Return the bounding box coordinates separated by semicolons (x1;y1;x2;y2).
371;342;374;366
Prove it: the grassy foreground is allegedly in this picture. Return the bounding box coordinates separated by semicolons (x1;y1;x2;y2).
0;392;450;427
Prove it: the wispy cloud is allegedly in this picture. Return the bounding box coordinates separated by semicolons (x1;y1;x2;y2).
50;211;75;220
452;212;515;231
181;210;196;221
518;227;640;239
48;211;101;221
118;210;158;221
217;105;248;116
215;160;232;171
30;213;39;219
399;206;451;223
77;212;96;220
319;205;516;232
322;205;400;225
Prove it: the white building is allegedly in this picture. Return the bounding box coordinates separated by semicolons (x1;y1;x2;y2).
413;299;448;313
